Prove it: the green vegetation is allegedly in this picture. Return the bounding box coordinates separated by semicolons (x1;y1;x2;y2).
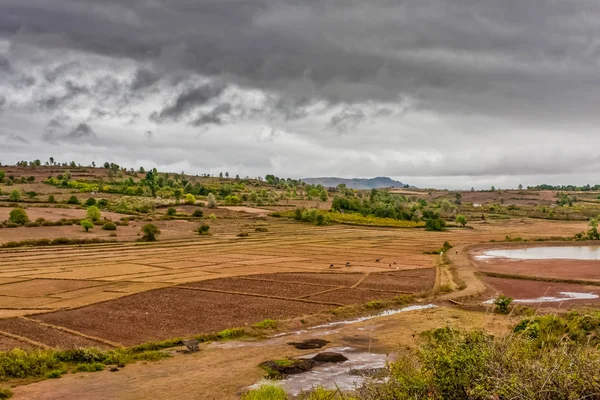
167;207;177;216
86;206;101;222
67;195;80;205
253;319;278;329
0;238;113;248
192;208;204;218
455;214;467;227
8;190;20;202
197;224;210;235
80;220;94;232
185;193;196;205
141;224;161;242
493;294;513;314
8;208;28;225
102;222;117;231
207;193;217;208
241;384;287;400
0;388;12;399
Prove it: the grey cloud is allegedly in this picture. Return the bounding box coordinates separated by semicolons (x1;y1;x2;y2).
65;123;95;140
150;82;226;123
192;103;232;126
328;107;366;133
130;68;160;91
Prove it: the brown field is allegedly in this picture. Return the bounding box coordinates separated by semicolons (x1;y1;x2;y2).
475;257;600;282
0;215;589;349
480;275;600;308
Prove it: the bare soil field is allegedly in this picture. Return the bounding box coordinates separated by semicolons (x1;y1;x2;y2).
475;258;600;281
480;275;600;308
182;278;334;298
357;269;436;292
304;288;402;305
35;288;331;346
0;318;111;349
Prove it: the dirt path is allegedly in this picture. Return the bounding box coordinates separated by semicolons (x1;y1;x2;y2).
439;244;487;301
11;307;511;400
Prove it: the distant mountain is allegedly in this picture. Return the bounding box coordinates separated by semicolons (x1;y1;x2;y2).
301;177;409;190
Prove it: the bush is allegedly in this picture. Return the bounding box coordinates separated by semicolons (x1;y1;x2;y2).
253;319;277;329
185;193;196;205
67;195;80;205
207;193;217;208
97;199;108;208
209;213;217;221
167;207;177;216
493;294;513;314
85;198;96;206
455;214;467;227
141;224;161;241
86;206;101;222
47;195;56;203
241;385;287;400
9;208;28;225
102;222;117;231
75;362;105;373
197;224;210;235
24;222;40;228
192;209;204;218
45;369;66;379
0;388;12;399
8;190;20;202
81;220;94;232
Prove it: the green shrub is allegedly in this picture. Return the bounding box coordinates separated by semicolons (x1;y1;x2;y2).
75;362;105;372
197;224;210;235
86;206;101;222
0;388;12;399
253;319;277;329
8;190;20;202
47;194;55;203
9;208;28;225
192;209;204;218
217;328;245;340
80;220;94;232
85;198;96;206
167;207;176;216
241;384;287;400
494;294;513;314
97;199;108;208
141;224;161;242
365;300;384;310
45;369;66;379
102;222;117;231
67;195;80;205
185;193;196;205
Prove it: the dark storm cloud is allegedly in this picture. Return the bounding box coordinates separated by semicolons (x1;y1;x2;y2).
1;0;600;187
149;82;227;123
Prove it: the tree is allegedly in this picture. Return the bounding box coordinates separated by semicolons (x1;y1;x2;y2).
85;198;97;207
207;193;217;208
588;218;600;240
9;190;20;202
518;184;523;190
0;170;5;182
49;157;54;165
185;193;196;205
174;188;183;204
141;224;161;241
48;195;55;203
455;214;467;227
144;168;159;198
197;224;210;235
319;190;328;202
494;294;513;314
9;208;28;225
67;195;80;204
225;172;229;178
87;206;101;222
81;220;94;232
454;193;462;205
219;172;223;179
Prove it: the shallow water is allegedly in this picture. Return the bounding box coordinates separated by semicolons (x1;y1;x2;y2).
272;304;437;338
484;291;599;304
477;246;600;260
250;347;389;396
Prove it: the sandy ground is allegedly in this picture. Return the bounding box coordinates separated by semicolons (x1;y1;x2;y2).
11;307;512;400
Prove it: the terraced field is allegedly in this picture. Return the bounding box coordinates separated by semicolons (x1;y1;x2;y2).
0;218;587;348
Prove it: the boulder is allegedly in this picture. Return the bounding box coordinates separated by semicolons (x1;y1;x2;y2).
311;352;348;363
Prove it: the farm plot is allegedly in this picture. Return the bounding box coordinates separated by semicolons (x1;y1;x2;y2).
304;288;402;305
0;318;112;349
480;275;600;308
34;288;331;346
474;258;600;282
181;278;334;298
356;269;436;292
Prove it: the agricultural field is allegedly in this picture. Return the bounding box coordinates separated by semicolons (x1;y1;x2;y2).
0;165;599;398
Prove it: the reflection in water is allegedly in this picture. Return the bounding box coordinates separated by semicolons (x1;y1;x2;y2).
250;347;389;396
477;246;600;260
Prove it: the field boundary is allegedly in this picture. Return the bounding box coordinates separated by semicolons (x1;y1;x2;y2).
0;330;49;349
478;271;600;286
174;286;345;307
20;317;121;348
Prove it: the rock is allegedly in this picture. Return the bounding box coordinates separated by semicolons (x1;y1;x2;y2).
109;367;119;372
259;358;316;377
312;352;348;363
287;339;329;350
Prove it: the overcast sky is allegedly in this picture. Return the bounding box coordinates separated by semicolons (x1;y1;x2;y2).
1;1;600;189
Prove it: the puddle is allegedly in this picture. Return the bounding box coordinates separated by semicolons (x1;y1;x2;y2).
273;304;436;338
484;292;599;304
476;246;600;260
250;347;389;396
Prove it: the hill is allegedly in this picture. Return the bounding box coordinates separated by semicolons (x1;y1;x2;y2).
301;176;409;190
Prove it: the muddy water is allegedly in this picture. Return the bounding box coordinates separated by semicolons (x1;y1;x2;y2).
484;291;599;304
251;347;389;396
477;246;600;260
